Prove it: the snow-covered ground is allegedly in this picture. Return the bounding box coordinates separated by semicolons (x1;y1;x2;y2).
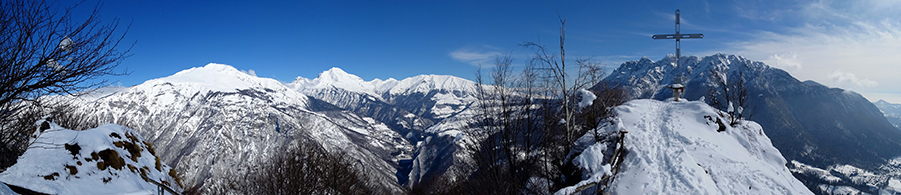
0;118;182;194
558;99;811;194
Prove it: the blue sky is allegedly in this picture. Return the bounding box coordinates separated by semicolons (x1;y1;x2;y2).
70;0;901;103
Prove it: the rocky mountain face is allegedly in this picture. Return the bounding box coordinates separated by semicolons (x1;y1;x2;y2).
63;64;412;193
600;54;901;193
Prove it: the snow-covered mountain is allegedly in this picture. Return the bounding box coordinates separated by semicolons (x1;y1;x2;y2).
295;67;475;97
290;67;476;128
0;118;182;194
288;67;479;186
601;54;901;194
558;99;811;194
874;100;901;130
61;64;411;193
0;64;480;193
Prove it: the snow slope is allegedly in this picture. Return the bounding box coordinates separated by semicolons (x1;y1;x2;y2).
559;99;811;194
0;118;182;194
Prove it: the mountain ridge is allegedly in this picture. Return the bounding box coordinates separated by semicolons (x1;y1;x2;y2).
291;67;477;99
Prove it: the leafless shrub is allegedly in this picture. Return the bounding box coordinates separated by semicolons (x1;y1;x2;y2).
706;68;755;126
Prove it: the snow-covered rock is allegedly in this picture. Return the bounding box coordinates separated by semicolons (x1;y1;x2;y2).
558;99;811;194
0;119;182;194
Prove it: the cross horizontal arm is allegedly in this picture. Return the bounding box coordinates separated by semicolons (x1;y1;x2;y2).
652;33;704;40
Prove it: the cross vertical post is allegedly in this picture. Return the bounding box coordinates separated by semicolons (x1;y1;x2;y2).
652;9;703;68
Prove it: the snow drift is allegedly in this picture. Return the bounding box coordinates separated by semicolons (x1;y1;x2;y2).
559;99;811;194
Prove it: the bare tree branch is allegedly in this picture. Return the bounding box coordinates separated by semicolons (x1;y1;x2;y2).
0;0;131;169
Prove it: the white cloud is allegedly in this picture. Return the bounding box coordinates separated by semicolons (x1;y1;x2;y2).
768;52;802;70
721;0;901;95
828;71;878;88
449;47;503;66
240;69;257;77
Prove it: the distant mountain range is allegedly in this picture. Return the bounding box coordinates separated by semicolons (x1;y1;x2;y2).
31;64;479;193
874;100;901;130
287;67;478;188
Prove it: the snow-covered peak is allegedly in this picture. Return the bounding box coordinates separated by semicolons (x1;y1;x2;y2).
291;67;381;97
167;63;247;81
291;67;478;98
137;63;292;94
602;54;777;99
101;63;309;113
318;67;365;83
387;74;476;95
289;67;479;126
371;78;399;93
615;54;764;75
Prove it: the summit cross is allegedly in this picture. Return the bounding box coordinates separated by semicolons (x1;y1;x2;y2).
652;9;703;67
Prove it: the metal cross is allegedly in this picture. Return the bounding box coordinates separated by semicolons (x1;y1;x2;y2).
652;9;703;67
